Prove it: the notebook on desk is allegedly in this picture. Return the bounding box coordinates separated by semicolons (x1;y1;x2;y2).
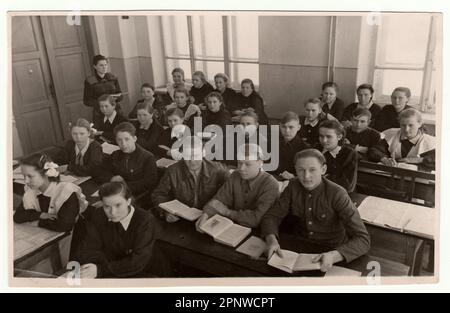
357;196;435;239
156;158;178;168
200;214;251;248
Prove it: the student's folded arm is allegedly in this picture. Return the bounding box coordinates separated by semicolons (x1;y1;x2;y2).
368;139;390;162
38;193;79;232
260;183;292;240
150;171;173;217
13;203;41;223
101;221;155;278
333;192;371;263
126;155;158;195
229;182;280;228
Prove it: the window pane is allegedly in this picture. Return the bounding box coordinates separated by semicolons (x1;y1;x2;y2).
373;69;423;100
229;62;259;90
166;59;192;83
377;15;431;67
194;61;224;83
191;16;224;59
228;16;259;61
162;16;190;58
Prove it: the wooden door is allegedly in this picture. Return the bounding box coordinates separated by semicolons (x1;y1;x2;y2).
40;16;93;140
11;16;63;154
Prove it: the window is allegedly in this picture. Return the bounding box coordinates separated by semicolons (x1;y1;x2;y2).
373;14;440;113
161;15;259;90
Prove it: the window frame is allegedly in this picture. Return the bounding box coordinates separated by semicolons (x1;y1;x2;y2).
160;15;259;88
371;14;438;114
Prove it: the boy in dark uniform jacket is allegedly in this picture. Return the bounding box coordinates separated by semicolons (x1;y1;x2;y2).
317;120;358;193
261;149;370;272
344;108;381;158
93;94;127;143
75;182;155;278
299;98;330;146
83;55;122;120
271;112;310;180
96;122;158;197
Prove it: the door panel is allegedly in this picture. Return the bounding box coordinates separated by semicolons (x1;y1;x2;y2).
11;16;63;155
40;16;93;139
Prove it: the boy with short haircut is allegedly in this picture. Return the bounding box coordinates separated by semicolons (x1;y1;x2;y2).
196;144;280;229
272;111;310;180
345;108;381;156
261;149;370;272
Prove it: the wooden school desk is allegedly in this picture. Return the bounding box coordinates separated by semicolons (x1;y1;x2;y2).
357;160;435;207
351;192;434;276
14;223;70;277
152;218;375;278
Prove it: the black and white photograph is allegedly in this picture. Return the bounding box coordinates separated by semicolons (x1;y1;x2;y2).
3;2;447;293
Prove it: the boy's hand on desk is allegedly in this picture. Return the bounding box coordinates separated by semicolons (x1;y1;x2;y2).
313;250;344;272
195;213;209;233
265;234;283;259
165;212;180;223
40;213;57;220
381;157;397;167
80;263;98;279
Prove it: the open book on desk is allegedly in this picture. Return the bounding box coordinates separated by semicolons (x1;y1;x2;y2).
268;250;321;274
357;196;435;239
200;214;251;247
159;200;203;221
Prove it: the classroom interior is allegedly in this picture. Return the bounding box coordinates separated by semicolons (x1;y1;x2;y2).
11;13;439;281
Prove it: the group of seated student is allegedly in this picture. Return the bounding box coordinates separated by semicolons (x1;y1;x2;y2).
13;60;437;278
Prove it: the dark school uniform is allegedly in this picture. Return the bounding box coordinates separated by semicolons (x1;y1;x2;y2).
345;127;381;153
83;72;122;118
96;144;158;196
271;134;310;176
373;104;414;132
260;178;370;263
132;120;165;154
215;87;237;111
322;97;345;121
230;92;269;125
299;113;328;146
93;111;128;143
317;144;358;193
54;139;103;177
190;82;214;105
76;206;155;278
342;102;382;128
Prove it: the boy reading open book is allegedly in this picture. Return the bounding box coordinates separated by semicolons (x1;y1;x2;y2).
151;136;229;223
261;149;370;273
